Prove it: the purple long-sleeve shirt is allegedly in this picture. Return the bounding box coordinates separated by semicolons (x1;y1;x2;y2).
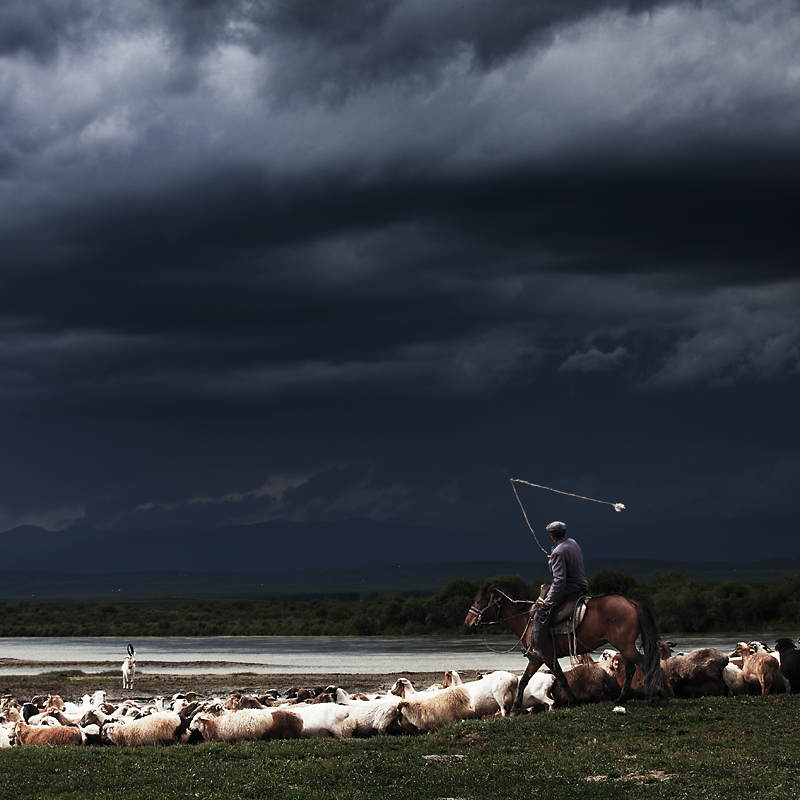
544;537;588;607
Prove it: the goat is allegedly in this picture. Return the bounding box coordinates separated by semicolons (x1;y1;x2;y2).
122;644;136;690
442;670;518;717
396;686;475;733
190;709;303;742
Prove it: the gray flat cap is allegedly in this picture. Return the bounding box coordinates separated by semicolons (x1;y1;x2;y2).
546;521;567;535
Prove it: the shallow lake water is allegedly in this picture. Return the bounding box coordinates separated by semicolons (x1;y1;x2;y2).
0;631;790;675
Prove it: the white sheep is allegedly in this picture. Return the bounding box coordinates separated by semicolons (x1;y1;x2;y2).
333;689;404;737
723;663;747;695
521;671;556;712
282;702;356;739
442;670;519;717
190;708;303;742
388;678;441;699
104;711;187;747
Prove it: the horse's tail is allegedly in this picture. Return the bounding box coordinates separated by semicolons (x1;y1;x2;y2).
635;601;665;702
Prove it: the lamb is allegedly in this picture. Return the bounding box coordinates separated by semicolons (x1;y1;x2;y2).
396;686;475;733
189;709;303;742
103;711;189;747
13;721;85;746
442;670;519;717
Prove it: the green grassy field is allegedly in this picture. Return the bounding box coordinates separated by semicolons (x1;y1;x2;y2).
2;694;799;800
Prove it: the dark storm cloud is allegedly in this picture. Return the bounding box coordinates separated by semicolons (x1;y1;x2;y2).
1;0;799;550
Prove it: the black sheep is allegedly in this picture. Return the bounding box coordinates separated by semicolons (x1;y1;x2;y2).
774;638;800;693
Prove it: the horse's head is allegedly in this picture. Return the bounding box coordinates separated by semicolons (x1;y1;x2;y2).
464;582;502;632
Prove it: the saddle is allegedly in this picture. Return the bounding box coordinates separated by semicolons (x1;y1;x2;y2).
537;583;590;633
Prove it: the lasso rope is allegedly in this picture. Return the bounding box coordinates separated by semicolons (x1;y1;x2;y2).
510;478;626;558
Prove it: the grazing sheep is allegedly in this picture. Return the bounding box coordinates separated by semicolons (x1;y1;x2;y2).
190;709;303;742
396;686;475;733
104;711;188;747
13;721;85;747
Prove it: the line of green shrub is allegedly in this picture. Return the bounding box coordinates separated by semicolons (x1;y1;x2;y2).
0;569;798;637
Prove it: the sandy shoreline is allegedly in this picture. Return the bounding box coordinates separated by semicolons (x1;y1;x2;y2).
0;658;268;669
0;661;450;702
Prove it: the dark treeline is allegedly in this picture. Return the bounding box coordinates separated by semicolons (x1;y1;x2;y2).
1;570;799;637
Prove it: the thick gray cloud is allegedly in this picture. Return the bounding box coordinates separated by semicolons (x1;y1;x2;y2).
0;0;798;559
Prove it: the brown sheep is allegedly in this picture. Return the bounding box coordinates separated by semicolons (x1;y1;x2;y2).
13;721;84;747
733;643;783;695
396;686;475;733
551;663;621;706
660;646;730;698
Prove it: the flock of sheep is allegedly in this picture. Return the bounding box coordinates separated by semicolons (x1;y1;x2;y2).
0;669;530;747
2;636;798;747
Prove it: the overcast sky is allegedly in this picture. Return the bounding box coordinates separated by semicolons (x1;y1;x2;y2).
1;0;799;566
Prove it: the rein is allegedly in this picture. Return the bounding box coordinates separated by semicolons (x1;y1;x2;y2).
471;588;535;655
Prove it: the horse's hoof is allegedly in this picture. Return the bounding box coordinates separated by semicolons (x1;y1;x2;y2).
508;707;521;717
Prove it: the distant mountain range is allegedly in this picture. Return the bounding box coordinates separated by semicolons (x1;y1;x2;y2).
1;558;798;604
0;516;798;603
0;518;470;574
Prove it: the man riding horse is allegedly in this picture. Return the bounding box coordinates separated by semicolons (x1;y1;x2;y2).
526;520;588;672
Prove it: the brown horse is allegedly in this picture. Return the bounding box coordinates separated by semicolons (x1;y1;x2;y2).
464;582;664;713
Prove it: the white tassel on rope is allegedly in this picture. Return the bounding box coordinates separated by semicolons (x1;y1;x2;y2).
510;478;626;557
511;479;625;511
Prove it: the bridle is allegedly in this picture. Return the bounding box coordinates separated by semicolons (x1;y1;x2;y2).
469;587;535;654
468;590;503;627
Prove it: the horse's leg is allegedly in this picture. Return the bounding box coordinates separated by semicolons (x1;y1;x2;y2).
615;656;637;704
550;658;578;708
509;655;543;716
